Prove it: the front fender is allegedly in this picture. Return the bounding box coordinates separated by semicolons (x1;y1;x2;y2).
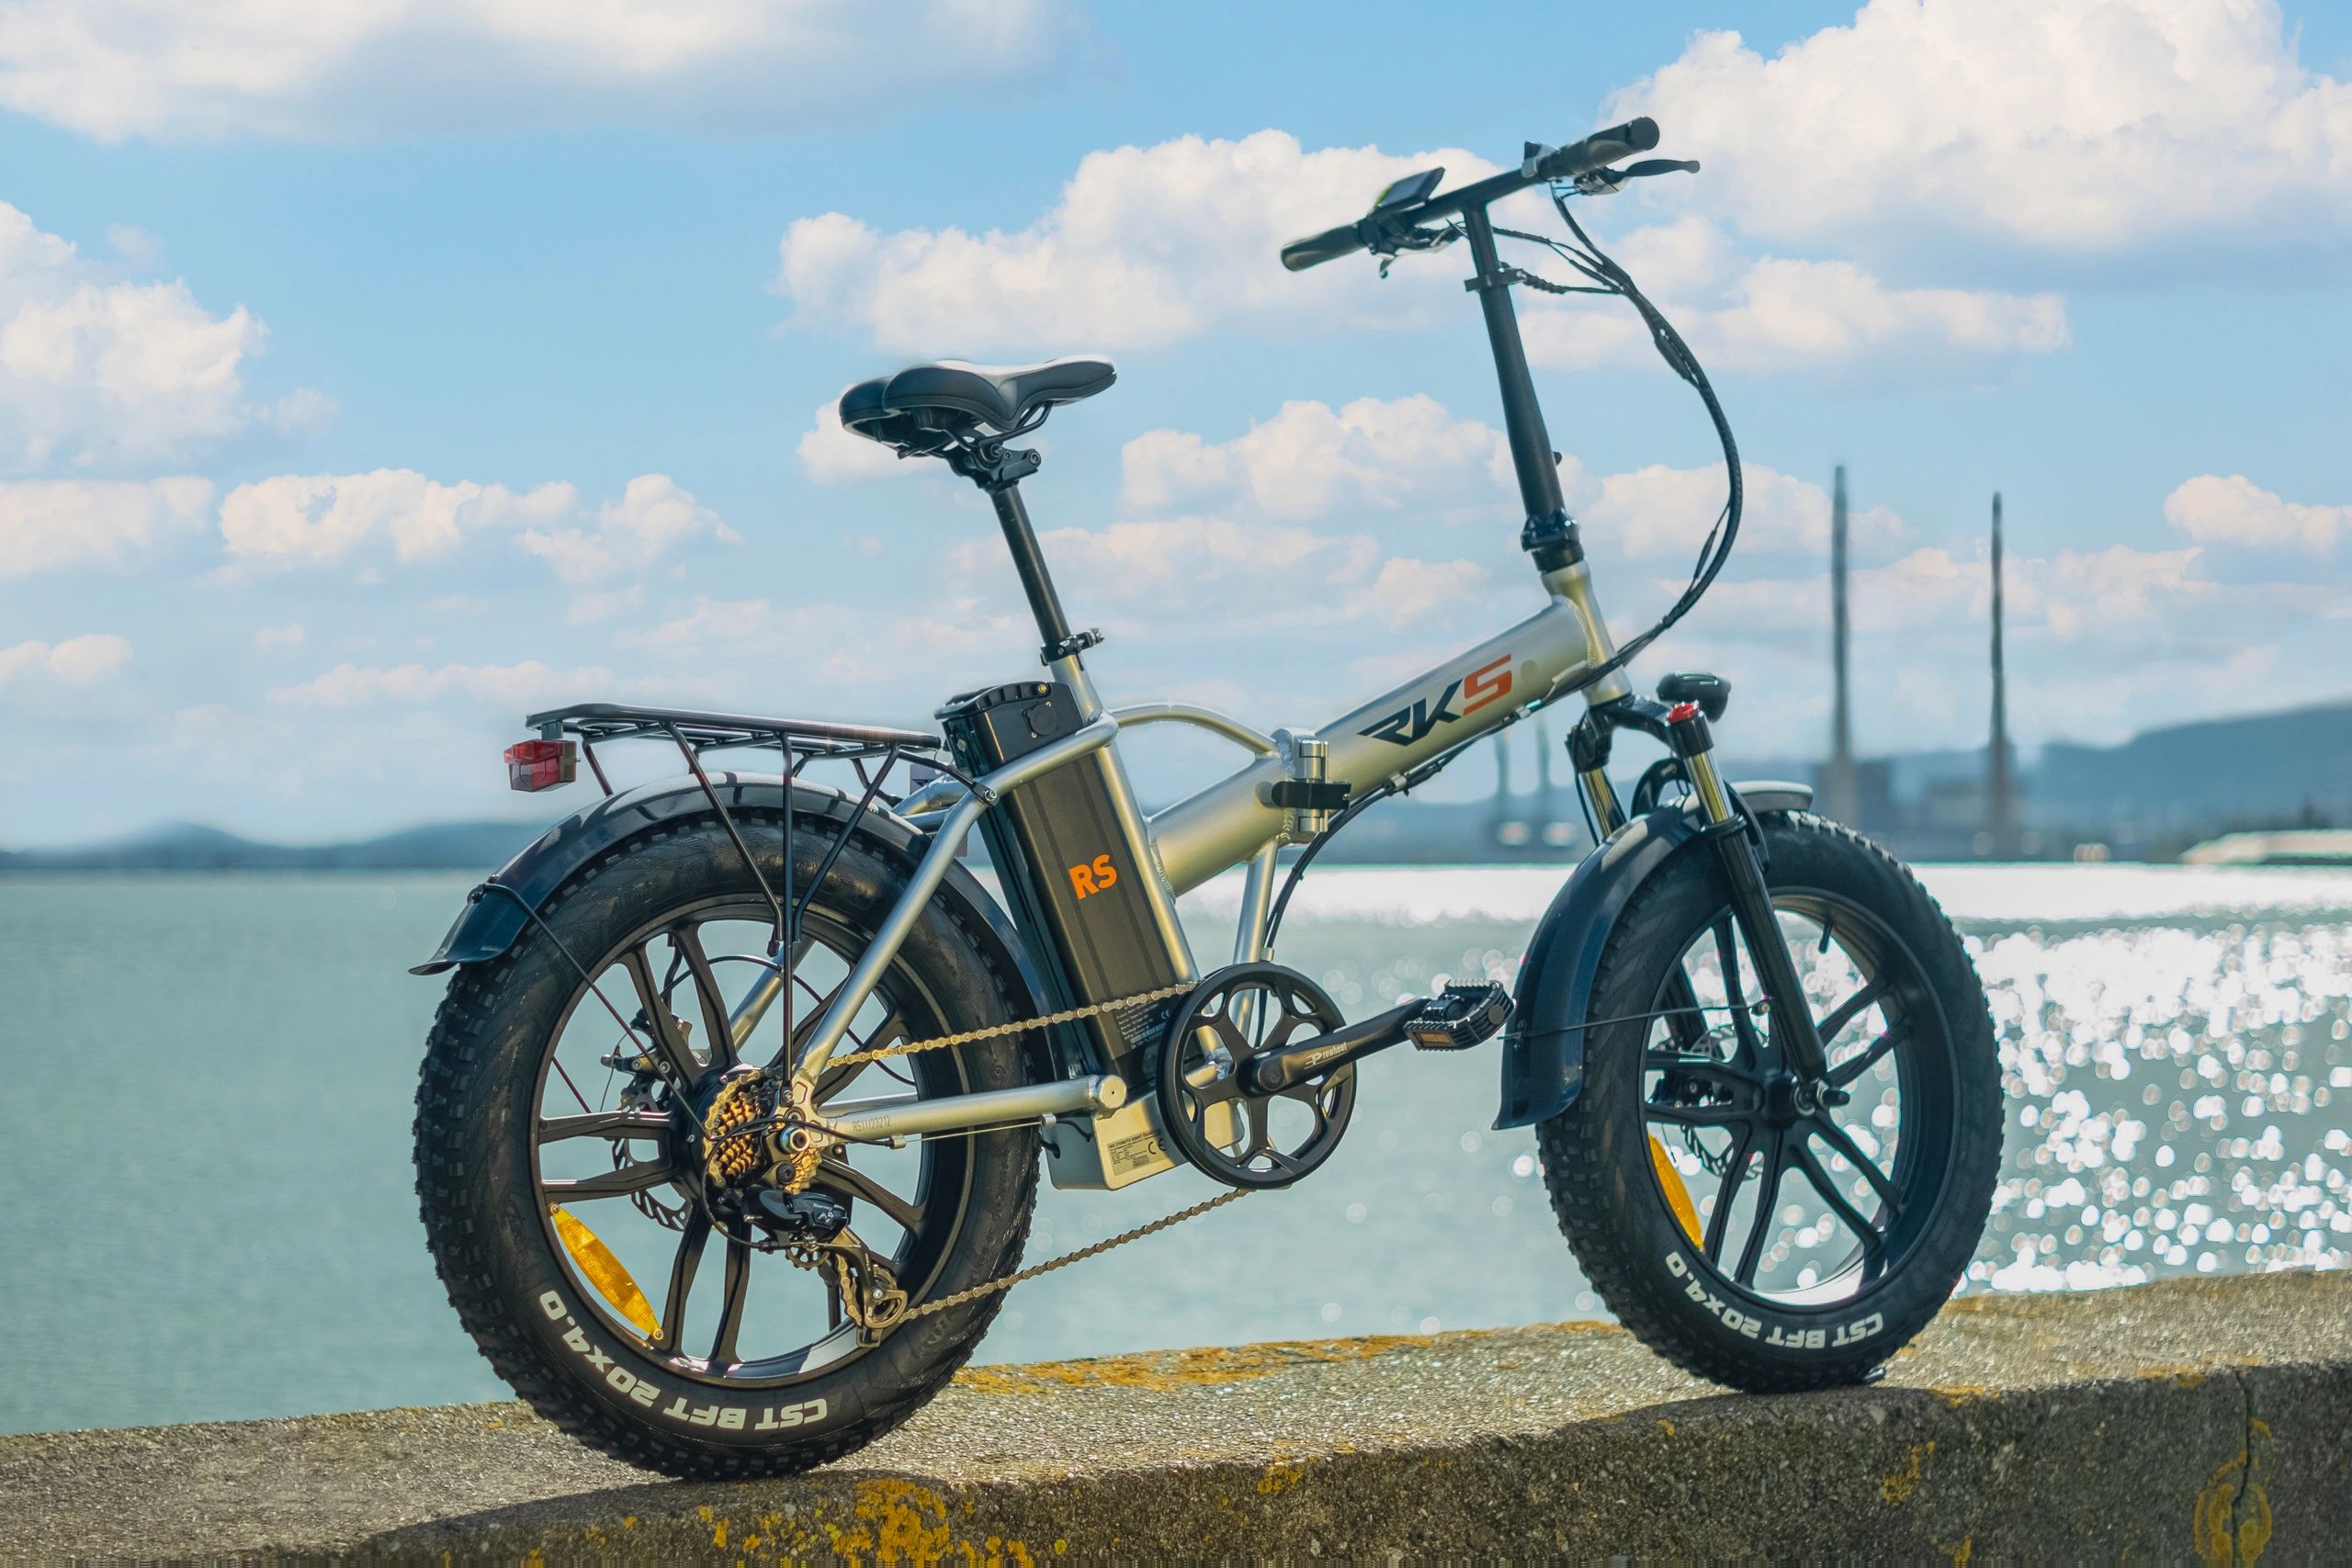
1494;781;1813;1131
412;773;1057;1067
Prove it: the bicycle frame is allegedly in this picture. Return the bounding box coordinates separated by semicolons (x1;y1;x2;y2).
749;198;1650;1151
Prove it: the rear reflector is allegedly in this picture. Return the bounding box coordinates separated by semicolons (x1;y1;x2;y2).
505;739;577;792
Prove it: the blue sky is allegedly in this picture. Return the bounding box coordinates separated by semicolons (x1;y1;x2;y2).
2;0;2349;845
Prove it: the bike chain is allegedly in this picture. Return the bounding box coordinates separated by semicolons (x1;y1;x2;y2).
779;978;1261;1337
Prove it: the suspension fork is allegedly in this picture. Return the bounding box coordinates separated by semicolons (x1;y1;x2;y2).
1664;703;1830;1083
1572;714;1711;1055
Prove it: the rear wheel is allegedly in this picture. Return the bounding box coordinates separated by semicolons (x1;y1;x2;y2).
413;812;1037;1478
1538;813;1999;1389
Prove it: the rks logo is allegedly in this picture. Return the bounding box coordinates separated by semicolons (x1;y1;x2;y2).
1361;653;1512;748
1068;853;1119;899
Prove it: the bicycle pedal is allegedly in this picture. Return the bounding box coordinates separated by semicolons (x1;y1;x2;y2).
1404;983;1512;1051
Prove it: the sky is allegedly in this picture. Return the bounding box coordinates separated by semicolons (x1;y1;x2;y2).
2;0;2349;846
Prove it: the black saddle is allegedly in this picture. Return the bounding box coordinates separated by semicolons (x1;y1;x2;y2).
839;357;1115;454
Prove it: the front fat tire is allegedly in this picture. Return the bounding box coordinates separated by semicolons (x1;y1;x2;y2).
1536;812;2001;1391
413;815;1039;1479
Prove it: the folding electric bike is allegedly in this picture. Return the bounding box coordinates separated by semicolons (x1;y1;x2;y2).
413;117;1999;1478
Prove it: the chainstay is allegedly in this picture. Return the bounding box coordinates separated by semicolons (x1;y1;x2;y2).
816;980;1197;1070
901;1187;1249;1323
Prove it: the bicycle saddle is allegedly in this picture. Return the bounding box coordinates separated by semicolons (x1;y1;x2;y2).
840;357;1115;449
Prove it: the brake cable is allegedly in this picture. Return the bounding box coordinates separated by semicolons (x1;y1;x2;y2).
1261;175;1746;949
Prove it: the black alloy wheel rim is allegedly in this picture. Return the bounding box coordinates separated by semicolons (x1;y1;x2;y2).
527;894;978;1389
1637;890;1957;1310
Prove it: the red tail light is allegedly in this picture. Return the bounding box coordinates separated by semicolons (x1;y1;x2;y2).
505;739;577;792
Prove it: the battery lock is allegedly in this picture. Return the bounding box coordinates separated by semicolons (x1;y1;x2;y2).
1266;733;1349;840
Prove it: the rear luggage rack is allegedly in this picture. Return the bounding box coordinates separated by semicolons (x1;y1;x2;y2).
514;704;975;1049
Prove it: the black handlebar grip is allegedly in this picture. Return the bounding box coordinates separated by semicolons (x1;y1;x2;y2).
1538;117;1661;181
1280;220;1370;272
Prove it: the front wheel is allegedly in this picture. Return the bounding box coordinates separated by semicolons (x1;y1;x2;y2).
1538;812;2000;1389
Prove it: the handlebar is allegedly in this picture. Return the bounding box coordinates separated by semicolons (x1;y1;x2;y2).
1279;117;1662;272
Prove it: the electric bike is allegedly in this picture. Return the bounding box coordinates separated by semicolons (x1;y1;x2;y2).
413;117;2000;1478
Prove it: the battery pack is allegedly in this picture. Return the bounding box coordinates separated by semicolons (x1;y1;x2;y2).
937;682;1193;1187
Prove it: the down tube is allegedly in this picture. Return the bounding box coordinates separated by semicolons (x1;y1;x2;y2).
1149;596;1598;895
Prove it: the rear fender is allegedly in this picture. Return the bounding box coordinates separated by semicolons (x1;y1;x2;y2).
412;773;1067;1078
1494;782;1813;1131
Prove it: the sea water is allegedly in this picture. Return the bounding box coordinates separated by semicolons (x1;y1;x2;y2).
4;863;2349;1436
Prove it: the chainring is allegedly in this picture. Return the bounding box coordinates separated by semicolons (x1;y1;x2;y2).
1154;962;1355;1190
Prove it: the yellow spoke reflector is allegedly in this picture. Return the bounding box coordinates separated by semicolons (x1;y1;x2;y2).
1648;1134;1702;1245
549;1204;660;1338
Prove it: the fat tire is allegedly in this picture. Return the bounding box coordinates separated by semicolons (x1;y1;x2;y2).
413;813;1037;1479
1537;811;1999;1391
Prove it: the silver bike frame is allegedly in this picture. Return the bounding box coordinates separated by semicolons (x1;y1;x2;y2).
743;549;1629;1144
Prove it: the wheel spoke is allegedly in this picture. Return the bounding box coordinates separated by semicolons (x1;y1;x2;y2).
651;1213;712;1355
1806;1115;1905;1217
709;1238;752;1363
1645;1100;1752;1129
537;1111;668;1145
1791;1139;1885;1255
619;943;700;1084
808;1159;924;1234
672;924;736;1073
1701;1125;1756;1264
816;1010;905;1102
1734;1132;1787;1287
543;1157;673;1201
1828;1023;1907;1089
1814;976;1888;1048
1711;919;1768;1068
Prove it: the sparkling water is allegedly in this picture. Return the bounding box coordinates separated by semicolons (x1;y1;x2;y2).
4;863;2347;1436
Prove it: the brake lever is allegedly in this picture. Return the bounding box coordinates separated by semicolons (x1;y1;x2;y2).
1571;158;1702;197
1368;220;1460;278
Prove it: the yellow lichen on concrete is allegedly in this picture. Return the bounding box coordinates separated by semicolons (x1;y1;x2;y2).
2195;1417;2275;1567
1928;1384;1996;1408
1938;1537;1973;1565
1257;1459;1307;1496
1881;1440;1935;1505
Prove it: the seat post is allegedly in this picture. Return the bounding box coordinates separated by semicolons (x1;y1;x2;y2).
989;480;1095;665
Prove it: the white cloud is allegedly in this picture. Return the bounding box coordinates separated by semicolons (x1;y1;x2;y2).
253;623;306;652
0;476;212;577
0;631;131;687
516;474;739;584
797;396;912;484
220;468;575;570
1611;0;2352;254
777;132;2069;375
0;202;322;471
2165;473;2350;554
621;593;1029;692
1577;459;1907;560
269;659;615;709
1360;556;1491;628
1521;219;2068;372
775;130;1501;355
1121;395;1512;520
216;469;732;582
0;0;1077;142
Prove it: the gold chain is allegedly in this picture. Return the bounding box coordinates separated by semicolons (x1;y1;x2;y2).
813;979;1197;1072
781;978;1250;1335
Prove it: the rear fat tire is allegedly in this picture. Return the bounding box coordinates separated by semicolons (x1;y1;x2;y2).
413;815;1039;1479
1537;812;2000;1390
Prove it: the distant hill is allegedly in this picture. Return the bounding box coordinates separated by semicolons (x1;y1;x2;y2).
6;698;2350;871
0;819;544;873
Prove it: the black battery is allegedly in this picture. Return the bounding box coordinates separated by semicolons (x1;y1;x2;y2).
936;681;1186;1079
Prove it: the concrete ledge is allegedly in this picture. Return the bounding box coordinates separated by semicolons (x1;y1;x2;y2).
6;1271;2348;1562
